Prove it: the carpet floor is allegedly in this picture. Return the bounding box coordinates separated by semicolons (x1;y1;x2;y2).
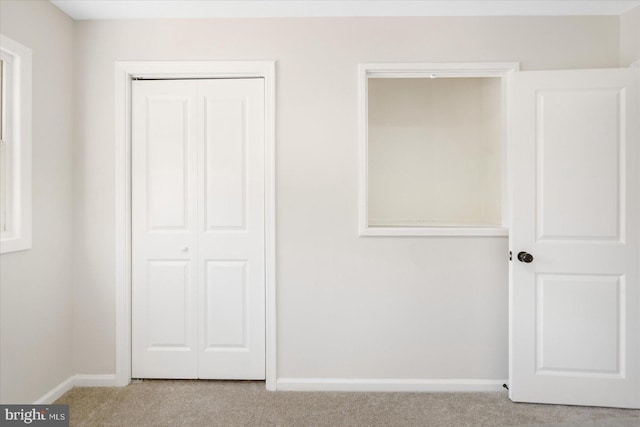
54;380;640;426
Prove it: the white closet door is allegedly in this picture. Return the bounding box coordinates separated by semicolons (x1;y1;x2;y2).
132;80;199;378
510;68;639;408
132;78;265;380
197;79;265;379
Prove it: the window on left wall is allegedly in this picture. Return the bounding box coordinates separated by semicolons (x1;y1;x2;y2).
0;34;32;254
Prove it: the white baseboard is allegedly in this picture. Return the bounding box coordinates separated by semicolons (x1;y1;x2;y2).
34;374;118;404
34;376;76;404
73;374;117;387
276;378;508;392
34;375;506;403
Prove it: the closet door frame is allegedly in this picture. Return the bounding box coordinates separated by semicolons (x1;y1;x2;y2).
114;61;277;389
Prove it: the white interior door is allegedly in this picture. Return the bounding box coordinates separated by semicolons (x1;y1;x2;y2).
132;78;265;380
197;79;265;379
510;68;639;408
132;80;198;378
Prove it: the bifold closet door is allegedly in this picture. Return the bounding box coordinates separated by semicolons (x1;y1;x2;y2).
132;78;265;380
132;80;198;378
196;79;265;379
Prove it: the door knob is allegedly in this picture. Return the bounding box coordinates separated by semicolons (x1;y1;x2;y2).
517;251;534;263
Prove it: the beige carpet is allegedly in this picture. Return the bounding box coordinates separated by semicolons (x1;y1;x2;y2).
54;380;640;426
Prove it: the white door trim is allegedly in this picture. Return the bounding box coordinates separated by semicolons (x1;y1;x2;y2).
114;61;277;390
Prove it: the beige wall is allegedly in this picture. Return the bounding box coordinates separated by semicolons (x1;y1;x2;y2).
73;16;619;380
0;1;74;403
620;5;640;66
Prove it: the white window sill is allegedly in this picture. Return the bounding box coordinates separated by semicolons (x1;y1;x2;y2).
360;226;509;237
0;234;32;254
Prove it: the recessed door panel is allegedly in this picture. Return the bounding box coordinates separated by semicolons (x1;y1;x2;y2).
147;97;190;230
536;89;622;241
147;260;192;348
205;260;248;349
536;274;621;376
204;99;246;230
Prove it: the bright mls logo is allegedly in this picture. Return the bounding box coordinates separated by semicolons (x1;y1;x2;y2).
0;405;68;426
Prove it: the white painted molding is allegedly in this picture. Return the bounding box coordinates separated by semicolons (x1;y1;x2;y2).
114;62;132;388
264;61;278;392
115;60;277;390
35;375;507;402
276;378;508;392
50;1;640;20
33;376;75;404
0;34;32;254
360;227;509;237
358;62;519;237
73;374;117;388
33;374;117;404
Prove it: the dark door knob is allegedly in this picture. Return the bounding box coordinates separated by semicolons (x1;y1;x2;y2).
517;251;534;263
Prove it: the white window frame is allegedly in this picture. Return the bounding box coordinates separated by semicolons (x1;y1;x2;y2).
358;62;518;237
0;35;31;254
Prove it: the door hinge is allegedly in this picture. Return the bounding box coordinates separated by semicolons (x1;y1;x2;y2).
509;251;512;261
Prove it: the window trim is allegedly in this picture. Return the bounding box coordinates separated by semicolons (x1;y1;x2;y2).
0;34;32;254
358;62;519;237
